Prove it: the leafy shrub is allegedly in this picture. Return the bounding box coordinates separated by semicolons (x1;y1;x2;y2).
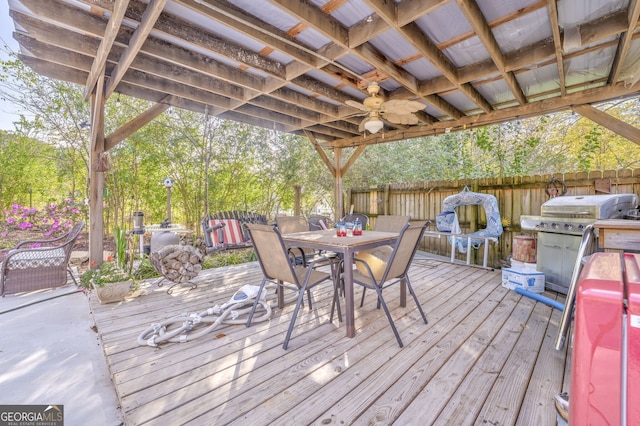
202;248;256;269
133;257;161;280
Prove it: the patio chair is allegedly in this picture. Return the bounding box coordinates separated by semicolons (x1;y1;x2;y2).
245;223;341;349
346;221;430;347
307;214;332;231
337;215;411;298
373;215;410;233
357;214;410;284
1;221;85;296
276;216;319;266
342;213;369;230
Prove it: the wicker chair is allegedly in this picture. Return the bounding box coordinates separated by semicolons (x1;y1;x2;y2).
1;221;85;296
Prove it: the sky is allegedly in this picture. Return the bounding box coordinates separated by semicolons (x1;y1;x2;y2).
0;0;24;131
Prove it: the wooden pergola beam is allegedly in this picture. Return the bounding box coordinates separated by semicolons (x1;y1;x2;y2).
573;104;640;146
547;0;566;96
456;0;527;106
105;97;172;150
104;0;168;99
608;0;640;84
84;0;128;100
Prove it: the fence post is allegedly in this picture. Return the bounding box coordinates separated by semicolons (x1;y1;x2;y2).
384;184;390;215
294;185;301;216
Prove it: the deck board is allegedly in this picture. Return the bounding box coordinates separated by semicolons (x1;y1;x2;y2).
90;258;570;425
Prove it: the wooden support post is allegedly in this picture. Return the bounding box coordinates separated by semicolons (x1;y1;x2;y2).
335;148;343;219
88;74;106;268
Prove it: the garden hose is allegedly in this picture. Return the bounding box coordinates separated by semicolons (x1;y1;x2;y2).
137;284;272;347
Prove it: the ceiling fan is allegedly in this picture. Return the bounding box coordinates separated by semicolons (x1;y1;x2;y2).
345;82;425;134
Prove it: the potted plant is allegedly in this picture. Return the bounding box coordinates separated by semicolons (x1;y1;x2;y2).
79;226;136;304
80;260;136;304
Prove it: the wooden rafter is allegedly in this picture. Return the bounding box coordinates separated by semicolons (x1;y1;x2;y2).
271;0;464;118
608;0;640;85
547;0;566;97
105;96;172;150
455;0;527;106
103;0;168;99
573;104;640;146
367;0;493;113
84;0;128;100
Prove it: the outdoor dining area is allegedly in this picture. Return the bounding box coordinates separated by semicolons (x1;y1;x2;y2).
88;215;568;426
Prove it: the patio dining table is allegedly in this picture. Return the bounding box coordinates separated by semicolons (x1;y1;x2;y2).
281;229;399;338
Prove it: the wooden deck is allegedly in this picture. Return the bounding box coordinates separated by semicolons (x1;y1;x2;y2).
90;258;569;425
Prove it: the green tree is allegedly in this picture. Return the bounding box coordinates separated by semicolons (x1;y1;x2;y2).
0;131;59;212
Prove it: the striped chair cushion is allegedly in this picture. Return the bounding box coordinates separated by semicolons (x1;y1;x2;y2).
209;219;245;246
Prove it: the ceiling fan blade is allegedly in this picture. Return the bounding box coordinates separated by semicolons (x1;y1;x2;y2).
345;100;369;111
381;99;425;115
381;117;407;130
381;112;420;125
343;111;368;121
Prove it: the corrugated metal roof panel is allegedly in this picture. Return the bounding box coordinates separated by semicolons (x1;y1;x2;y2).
402;58;442;81
565;46;618;86
313;0;373;28
558;0;628;28
516;63;561;97
492;7;552;53
444;36;491;67
440;91;477;113
478;0;542;22
415;2;472;45
474;80;517;105
369;29;418;63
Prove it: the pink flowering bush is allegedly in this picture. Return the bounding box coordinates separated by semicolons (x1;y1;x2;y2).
0;199;87;250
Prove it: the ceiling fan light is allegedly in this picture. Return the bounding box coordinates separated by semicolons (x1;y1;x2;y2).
364;118;384;134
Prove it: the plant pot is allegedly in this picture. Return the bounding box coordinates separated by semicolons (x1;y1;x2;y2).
93;280;133;304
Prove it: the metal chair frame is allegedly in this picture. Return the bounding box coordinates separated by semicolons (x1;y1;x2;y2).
245;223;341;349
348;221;430;347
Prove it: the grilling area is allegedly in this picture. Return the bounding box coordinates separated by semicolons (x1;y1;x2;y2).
520;193;639;294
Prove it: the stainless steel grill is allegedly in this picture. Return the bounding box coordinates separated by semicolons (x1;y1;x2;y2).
520;194;638;294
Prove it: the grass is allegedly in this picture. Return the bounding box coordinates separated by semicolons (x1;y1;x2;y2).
202;248;256;269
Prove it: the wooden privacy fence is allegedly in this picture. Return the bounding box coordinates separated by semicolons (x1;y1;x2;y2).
346;169;640;268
